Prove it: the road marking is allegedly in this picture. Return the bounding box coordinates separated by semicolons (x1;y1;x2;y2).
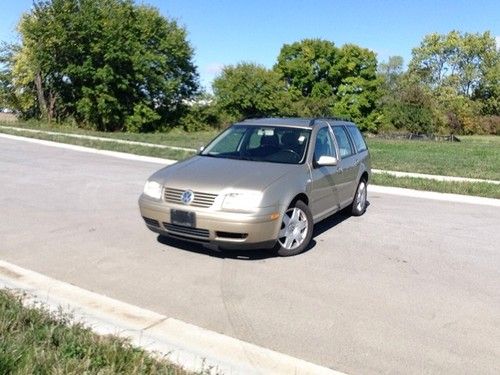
372;169;499;185
0;125;197;152
1;132;499;207
0;260;344;375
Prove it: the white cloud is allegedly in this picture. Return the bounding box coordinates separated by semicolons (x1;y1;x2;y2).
496;36;500;49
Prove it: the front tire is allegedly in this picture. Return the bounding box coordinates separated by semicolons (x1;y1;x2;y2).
276;200;313;256
351;179;368;216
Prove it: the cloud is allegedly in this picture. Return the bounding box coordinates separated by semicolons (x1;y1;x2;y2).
204;62;224;76
496;36;500;49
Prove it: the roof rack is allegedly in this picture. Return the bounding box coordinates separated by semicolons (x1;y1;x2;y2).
309;116;351;126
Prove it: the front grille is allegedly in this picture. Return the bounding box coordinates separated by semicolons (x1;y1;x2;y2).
164;188;217;208
143;217;160;227
163;223;210;239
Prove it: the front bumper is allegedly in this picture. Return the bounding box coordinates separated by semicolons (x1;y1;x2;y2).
138;195;282;249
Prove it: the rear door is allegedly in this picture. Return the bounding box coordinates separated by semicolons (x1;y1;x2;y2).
331;126;359;207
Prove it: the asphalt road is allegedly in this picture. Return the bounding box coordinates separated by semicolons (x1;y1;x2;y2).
1;137;499;374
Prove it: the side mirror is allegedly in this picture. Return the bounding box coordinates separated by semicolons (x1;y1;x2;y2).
317;155;338;166
198;145;205;154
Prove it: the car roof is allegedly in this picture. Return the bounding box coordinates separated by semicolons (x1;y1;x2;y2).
235;117;356;128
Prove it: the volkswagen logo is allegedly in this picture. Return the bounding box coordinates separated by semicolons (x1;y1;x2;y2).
180;190;194;205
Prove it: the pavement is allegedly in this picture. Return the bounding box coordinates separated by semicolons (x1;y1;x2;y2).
1;136;499;374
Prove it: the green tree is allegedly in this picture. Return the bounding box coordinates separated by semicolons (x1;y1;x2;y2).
409;31;499;133
275;39;338;99
409;31;498;98
7;0;198;131
212;63;290;120
274;39;381;129
331;44;380;131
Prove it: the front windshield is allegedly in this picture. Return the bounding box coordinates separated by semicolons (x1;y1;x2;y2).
201;125;311;164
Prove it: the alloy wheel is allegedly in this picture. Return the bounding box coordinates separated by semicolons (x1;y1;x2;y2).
278;207;309;250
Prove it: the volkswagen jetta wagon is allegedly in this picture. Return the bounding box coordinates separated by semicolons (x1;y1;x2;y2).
139;117;371;256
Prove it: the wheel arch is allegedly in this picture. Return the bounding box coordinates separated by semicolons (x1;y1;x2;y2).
289;192;309;208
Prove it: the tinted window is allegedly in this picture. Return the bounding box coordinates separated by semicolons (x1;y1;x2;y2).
332;127;354;158
314;127;337;161
347;126;367;152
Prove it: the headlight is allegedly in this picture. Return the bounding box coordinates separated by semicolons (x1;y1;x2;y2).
143;180;162;199
222;191;263;212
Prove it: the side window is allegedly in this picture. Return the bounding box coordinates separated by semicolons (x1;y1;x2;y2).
347;126;367;152
332;126;354;158
314;127;337;161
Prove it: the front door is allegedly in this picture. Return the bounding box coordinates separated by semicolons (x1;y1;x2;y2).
310;126;341;220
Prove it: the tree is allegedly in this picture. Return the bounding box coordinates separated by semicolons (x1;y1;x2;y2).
274;39;381;129
391;82;437;135
7;0;198;131
409;31;498;98
408;31;499;133
212;63;290;120
331;44;380;131
275;39;338;99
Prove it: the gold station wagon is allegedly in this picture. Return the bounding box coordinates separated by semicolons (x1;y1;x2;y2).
139;117;371;256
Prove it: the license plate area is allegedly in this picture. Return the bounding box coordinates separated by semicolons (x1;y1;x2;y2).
170;209;196;228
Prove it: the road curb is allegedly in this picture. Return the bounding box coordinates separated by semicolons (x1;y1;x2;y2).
0;260;344;375
372;169;500;185
369;185;500;207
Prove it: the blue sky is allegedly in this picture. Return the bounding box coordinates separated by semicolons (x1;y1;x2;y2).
1;0;499;90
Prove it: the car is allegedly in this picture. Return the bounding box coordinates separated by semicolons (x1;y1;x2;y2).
139;117;371;256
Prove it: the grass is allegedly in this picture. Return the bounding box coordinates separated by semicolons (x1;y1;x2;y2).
0;289;188;375
372;173;500;199
1;119;499;198
367;136;500;180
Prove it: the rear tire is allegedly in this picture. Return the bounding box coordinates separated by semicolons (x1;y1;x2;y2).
351;179;368;216
276;200;313;256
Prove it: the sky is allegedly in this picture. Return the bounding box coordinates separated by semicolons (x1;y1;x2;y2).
1;0;499;90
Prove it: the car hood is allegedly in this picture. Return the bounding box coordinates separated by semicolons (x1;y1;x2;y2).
150;156;300;193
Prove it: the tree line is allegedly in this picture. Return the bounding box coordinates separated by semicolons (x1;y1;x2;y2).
0;0;498;135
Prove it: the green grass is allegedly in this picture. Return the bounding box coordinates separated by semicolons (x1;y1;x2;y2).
0;289;188;374
372;173;500;199
367;136;500;180
0;120;219;149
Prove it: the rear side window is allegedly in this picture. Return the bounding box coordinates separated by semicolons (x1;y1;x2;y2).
347;126;367;152
332;126;354;158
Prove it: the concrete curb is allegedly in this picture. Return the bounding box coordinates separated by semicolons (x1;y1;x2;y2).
372;169;500;185
369;185;500;207
0;260;344;375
